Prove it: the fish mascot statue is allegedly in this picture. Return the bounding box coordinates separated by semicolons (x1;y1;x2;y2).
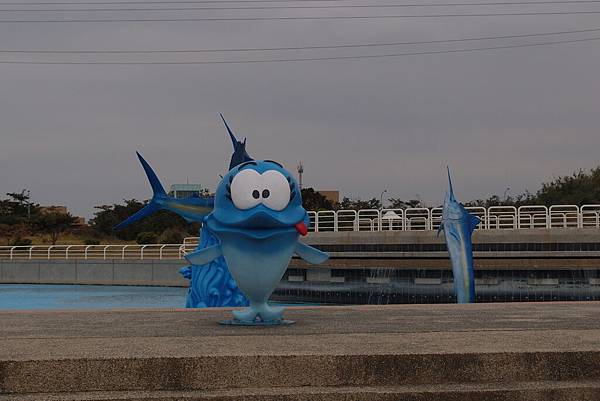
438;167;480;303
116;115;329;324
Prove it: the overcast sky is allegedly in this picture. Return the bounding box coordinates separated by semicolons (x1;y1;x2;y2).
1;3;599;218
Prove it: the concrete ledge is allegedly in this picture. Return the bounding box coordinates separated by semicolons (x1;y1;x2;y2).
2;381;600;401
0;302;600;400
0;260;188;287
306;227;600;245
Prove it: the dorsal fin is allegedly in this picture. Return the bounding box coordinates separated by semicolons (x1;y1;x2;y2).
220;114;253;171
220;113;238;149
447;165;455;201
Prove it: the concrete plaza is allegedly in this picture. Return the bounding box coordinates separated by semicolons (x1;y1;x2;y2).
1;302;600;400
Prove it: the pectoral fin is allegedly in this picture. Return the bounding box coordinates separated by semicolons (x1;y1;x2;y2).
295;242;329;265
185;245;222;266
469;214;481;233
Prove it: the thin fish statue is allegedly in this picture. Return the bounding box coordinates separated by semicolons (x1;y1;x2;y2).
438;167;480;303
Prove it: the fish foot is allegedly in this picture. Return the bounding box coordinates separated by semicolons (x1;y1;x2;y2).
219;318;295;326
229;303;286;325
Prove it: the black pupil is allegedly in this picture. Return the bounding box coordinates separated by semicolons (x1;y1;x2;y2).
252;190;260;199
262;189;270;198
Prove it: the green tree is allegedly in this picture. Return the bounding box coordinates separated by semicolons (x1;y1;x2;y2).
387;198;423;209
532;167;600;206
158;227;186;244
338;197;381;211
0;190;40;244
30;212;78;245
89;199;200;242
301;188;334;211
464;192;534;208
136;231;158;244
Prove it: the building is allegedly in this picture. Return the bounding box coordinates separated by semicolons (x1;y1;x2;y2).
39;206;68;215
169;184;205;199
316;190;340;205
39;205;86;226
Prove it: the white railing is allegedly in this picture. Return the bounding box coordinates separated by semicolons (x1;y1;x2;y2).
0;244;186;261
1;204;598;261
307;204;600;233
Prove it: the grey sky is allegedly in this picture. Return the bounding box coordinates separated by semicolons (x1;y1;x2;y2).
1;5;599;219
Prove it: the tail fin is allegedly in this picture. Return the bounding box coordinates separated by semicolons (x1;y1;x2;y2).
136;151;166;198
114;152;166;230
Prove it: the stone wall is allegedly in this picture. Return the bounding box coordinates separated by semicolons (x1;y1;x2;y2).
0;259;188;287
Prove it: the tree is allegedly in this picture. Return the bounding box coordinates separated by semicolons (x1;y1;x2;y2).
89;199;200;242
387;198;424;209
158;227;187;244
338;197;381;211
136;231;158;244
30;212;78;245
465;192;534;208
301;188;334;211
0;190;40;244
0;191;39;223
532;167;600;206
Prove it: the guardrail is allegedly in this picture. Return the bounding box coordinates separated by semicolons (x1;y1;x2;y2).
1;204;598;261
0;244;186;261
307;204;600;232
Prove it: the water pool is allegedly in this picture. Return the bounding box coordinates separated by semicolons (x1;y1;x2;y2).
0;284;188;310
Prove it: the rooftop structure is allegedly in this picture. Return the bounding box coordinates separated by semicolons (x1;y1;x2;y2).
168;184;205;199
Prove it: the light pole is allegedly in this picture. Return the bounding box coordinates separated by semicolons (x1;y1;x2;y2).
24;189;31;220
503;187;511;202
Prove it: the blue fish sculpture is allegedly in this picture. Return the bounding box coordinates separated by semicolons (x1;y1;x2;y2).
114;152;214;230
186;159;329;324
438;167;480;303
115;151;247;308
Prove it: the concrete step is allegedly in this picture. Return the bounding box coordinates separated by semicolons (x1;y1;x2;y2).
2;351;600;394
2;305;600;400
1;381;600;401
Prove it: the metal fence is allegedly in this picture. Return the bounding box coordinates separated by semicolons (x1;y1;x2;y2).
0;204;598;261
308;204;600;232
0;244;186;261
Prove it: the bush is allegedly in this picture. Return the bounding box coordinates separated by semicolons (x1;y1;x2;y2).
84;239;100;245
136;231;158;244
9;237;32;246
158;228;185;244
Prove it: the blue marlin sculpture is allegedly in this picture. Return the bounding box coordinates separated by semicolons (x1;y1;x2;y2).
185;159;329;324
115;115;253;308
438;167;480;303
115;150;247;308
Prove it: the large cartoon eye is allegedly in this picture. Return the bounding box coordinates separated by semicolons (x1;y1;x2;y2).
261;170;291;211
230;169;262;210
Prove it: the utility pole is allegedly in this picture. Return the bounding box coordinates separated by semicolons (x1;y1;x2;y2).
26;189;31;220
297;162;304;190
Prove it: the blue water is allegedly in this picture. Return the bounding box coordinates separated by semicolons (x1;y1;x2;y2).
0;284;188;310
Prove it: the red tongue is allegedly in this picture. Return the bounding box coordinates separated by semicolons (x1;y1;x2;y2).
295;222;308;236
